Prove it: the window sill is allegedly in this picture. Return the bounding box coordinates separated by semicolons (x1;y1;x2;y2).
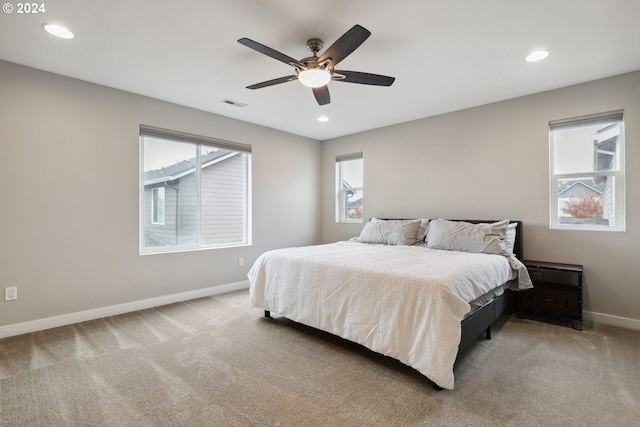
140;243;252;256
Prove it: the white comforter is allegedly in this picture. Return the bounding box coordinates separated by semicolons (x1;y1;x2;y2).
248;241;525;389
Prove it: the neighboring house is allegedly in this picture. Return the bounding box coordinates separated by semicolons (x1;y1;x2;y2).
558;178;603;200
343;180;363;219
143;149;246;248
347;197;363;218
593;126;618;223
557;178;603;223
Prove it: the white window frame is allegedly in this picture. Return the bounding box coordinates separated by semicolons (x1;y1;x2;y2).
335;152;363;223
549;110;625;232
139;125;252;254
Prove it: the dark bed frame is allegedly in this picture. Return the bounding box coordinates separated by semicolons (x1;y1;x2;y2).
263;219;523;389
455;220;523;353
435;220;523;389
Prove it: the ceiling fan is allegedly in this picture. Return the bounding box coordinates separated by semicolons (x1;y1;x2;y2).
238;24;395;106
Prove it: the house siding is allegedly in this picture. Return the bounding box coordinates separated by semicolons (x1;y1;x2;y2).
144;185;175;246
603;176;614;224
143;174;198;247
201;153;247;245
176;173;198;244
143;153;247;248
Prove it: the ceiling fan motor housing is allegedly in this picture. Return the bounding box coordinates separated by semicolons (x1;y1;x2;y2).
301;39;331;73
306;38;323;54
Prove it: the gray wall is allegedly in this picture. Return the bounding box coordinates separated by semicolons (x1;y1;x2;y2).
1;58;638;331
0;60;321;328
321;71;640;327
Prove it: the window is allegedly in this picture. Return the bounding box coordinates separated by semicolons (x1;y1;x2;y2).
335;153;363;223
549;110;625;231
151;187;165;225
140;125;251;253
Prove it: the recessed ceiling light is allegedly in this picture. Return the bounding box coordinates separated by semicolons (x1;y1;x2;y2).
525;50;550;62
317;115;329;122
43;24;75;39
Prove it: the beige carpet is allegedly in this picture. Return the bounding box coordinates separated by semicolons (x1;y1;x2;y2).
1;289;639;427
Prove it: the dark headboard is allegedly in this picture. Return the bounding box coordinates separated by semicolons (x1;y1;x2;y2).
374;218;524;261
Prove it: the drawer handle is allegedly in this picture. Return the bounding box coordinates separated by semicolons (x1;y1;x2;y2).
543;298;554;302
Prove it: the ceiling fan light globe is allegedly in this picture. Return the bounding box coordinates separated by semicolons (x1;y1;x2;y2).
298;69;331;88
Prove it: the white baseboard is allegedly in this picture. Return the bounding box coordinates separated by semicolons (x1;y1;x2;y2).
3;285;637;339
0;281;250;340
583;310;640;331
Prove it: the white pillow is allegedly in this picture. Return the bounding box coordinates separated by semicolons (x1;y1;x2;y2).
416;218;430;242
426;219;510;255
358;218;422;245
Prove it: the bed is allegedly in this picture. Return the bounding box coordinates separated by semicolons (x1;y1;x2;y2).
248;218;533;390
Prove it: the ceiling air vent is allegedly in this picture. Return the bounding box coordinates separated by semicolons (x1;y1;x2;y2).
221;99;248;108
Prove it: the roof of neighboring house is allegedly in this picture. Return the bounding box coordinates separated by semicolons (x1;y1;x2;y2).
558;179;604;196
144;149;234;185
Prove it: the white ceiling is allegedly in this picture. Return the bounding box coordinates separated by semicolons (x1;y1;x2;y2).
1;0;639;141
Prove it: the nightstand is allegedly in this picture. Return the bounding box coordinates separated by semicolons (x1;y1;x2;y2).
518;260;583;330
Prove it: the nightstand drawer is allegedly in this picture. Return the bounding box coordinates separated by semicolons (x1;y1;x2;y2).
528;285;580;317
531;286;564;313
528;269;579;287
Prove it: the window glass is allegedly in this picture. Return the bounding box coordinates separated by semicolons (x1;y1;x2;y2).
140;128;251;253
336;154;363;223
549;111;624;231
553;123;618;174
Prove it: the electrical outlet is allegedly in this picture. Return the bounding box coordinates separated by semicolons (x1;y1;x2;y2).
5;286;17;301
238;258;244;267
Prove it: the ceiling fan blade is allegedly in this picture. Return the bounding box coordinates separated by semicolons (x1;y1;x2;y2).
318;25;371;67
247;75;298;89
312;86;330;105
238;38;305;68
333;70;395;86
